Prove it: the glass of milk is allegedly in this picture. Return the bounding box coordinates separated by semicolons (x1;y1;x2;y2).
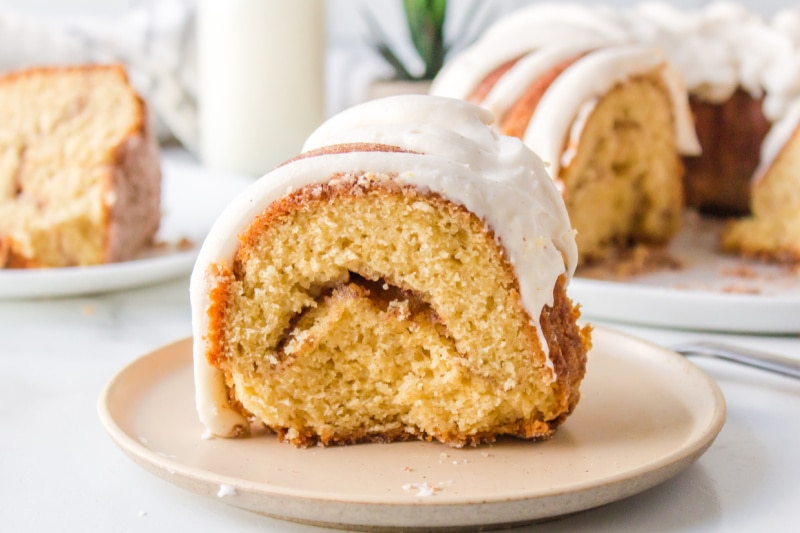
197;0;325;176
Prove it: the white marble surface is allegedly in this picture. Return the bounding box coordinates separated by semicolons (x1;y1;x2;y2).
1;246;799;532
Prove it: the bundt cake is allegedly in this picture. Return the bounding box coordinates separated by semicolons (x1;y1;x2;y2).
191;95;591;448
431;1;800;265
0;64;161;268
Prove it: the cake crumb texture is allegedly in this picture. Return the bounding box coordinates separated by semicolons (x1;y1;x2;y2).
205;174;590;447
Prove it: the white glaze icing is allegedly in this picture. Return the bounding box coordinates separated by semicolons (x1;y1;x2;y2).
428;4;629;101
481;41;600;123
191;95;578;437
430;4;596;101
560;98;598;171
637;1;800;119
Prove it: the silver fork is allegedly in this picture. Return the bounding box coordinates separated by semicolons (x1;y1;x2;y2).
673;342;800;380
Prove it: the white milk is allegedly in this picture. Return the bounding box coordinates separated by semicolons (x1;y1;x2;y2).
197;0;325;176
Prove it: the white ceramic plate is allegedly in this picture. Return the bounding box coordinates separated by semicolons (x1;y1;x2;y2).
569;279;800;334
0;150;254;299
98;327;726;531
570;214;800;333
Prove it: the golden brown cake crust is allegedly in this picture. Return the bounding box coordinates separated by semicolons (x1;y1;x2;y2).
500;55;582;139
0;237;35;268
467;58;519;104
283;142;411;164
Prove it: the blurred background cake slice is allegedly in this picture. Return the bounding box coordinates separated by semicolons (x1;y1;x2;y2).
0;64;161;268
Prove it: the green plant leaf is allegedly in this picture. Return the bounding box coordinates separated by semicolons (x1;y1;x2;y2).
361;5;415;80
376;43;415;81
403;0;447;79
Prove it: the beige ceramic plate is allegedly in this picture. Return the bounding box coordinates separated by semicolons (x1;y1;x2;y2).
98;327;725;531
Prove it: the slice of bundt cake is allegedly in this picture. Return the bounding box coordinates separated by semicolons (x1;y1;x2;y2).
433;42;701;263
525;46;699;263
191;95;591;448
0;64;161;268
